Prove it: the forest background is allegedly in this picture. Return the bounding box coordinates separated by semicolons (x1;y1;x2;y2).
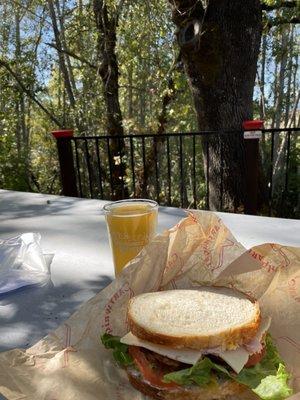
0;0;299;216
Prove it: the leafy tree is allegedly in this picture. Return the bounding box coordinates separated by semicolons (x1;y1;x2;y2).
0;0;298;216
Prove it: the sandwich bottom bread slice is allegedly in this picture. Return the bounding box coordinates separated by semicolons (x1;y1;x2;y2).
101;287;293;400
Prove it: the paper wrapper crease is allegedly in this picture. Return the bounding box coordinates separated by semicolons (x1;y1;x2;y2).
0;211;299;400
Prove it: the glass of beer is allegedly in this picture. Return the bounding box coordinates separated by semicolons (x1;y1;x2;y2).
103;199;158;276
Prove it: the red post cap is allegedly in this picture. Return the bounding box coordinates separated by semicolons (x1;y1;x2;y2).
242;120;264;130
52;129;74;139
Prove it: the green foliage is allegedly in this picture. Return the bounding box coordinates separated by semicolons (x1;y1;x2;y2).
0;134;28;191
117;1;197;133
0;0;298;217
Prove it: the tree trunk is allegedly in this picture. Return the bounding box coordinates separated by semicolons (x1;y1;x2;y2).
93;0;127;200
292;53;298;125
274;26;289;128
271;60;279;129
128;63;133;119
54;0;88;132
169;0;262;212
256;33;269;209
288;90;300;128
139;57;146;128
258;33;267;173
260;34;267;121
136;77;177;198
14;9;22;159
284;27;294;127
55;0;77;98
271;26;289;203
47;0;76;110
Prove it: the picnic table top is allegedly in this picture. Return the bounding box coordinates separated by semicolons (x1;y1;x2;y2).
0;189;299;356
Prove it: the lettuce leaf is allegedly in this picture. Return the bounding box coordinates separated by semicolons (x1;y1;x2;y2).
101;333;292;400
253;364;293;400
235;335;287;388
163;335;293;400
101;333;133;366
163;357;230;386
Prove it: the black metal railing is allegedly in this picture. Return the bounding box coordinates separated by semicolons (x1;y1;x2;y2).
53;128;300;218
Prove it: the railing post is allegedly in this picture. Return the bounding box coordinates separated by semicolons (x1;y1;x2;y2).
243;120;264;215
52;129;78;197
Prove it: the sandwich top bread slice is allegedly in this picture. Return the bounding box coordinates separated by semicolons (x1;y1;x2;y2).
101;286;293;400
128;287;260;350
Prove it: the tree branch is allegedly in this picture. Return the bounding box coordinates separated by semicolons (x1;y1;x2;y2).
47;170;59;193
169;0;205;28
267;16;300;27
10;0;52;26
261;1;297;11
29;171;41;192
0;59;63;127
45;42;97;69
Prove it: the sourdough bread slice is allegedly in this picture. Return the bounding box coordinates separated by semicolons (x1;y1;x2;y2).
128;287;260;350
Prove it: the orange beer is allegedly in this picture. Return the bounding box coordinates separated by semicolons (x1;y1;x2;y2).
103;199;158;276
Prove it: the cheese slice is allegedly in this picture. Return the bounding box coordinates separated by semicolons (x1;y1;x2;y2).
211;316;272;373
212;347;249;373
121;317;272;374
121;332;203;365
121;332;251;374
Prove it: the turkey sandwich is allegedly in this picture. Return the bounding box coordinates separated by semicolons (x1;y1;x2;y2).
101;286;292;400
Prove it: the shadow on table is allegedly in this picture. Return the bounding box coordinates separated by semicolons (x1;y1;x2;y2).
158;206;186;217
0;191;104;221
0;274;112;352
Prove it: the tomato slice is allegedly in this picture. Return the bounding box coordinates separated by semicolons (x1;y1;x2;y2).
128;346;179;390
245;346;266;368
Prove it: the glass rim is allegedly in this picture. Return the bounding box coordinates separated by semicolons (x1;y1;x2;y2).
102;198;158;214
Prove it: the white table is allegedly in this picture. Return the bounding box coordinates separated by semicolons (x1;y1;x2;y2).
0;188;299;380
